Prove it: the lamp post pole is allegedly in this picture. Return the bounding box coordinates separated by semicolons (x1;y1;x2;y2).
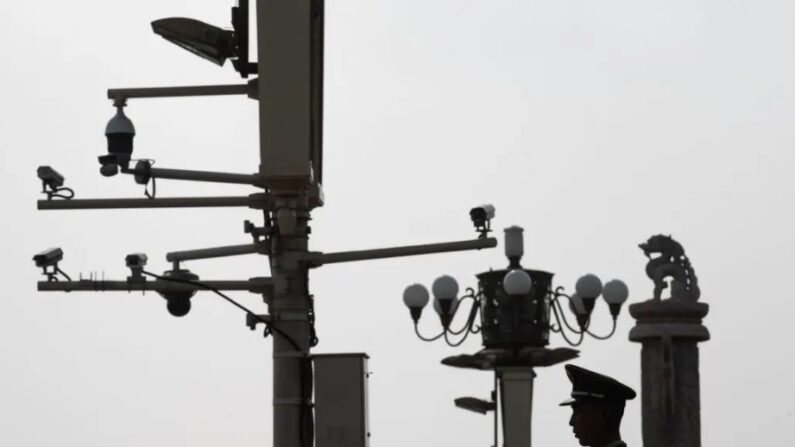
256;2;322;447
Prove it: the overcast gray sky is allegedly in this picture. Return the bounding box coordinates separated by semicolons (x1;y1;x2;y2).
2;0;794;446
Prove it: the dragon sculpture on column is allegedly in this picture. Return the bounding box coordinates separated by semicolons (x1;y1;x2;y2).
639;234;700;302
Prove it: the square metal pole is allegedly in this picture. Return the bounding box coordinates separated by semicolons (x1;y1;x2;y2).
258;0;323;190
256;2;324;447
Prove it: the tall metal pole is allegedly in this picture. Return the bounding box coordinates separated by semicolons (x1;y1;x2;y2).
256;2;322;447
268;211;311;447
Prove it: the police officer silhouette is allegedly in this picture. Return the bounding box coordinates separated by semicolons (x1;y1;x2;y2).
560;364;636;447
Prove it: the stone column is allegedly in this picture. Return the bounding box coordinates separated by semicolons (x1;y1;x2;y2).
629;300;709;447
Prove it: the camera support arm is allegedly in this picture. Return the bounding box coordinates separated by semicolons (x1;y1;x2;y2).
37;194;271;210
37;277;273;295
107;81;258;105
166;243;268;263
308;237;498;267
122;164;262;186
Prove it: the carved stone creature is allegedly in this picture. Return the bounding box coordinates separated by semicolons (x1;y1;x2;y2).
639;235;700;302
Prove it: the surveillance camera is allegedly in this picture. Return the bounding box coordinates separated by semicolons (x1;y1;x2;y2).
125;253;148;268
105;106;135;168
470;204;496;227
166;298;192;317
33;248;64;268
157;268;199;317
98;154;120;177
37;166;65;190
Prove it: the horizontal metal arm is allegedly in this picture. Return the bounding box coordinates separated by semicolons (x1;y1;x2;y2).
123;166;261;186
37;277;273;294
311;237;498;266
167;243;267;263
38;194;270;210
107;81;257;104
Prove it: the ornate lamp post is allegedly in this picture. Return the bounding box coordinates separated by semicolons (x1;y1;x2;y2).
401;225;630;447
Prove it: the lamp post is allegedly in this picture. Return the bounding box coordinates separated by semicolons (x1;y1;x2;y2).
402;226;629;447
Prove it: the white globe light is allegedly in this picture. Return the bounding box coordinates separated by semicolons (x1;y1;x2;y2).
503;269;533;295
575;273;603;299
433;298;459;316
569;293;586;316
403;284;430;308
602;280;629;305
432;275;459;301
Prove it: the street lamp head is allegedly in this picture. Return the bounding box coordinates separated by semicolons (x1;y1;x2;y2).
403;284;430;322
152;17;236;66
104;106;135;169
602;279;629;318
504;226;524;267
575;273;602;315
503;269;532;296
575;274;603;298
432;275;459;302
403;284;430;308
432;275;459;327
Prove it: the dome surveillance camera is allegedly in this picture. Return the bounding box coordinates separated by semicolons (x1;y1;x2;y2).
157;268;199;317
166;298;191;317
105;106;135;168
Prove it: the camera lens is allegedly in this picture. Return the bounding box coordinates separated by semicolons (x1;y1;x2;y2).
100;163;119;177
166;298;191;317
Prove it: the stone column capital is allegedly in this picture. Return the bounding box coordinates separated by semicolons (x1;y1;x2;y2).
629;299;710;343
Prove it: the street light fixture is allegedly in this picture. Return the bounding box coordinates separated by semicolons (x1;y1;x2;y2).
151;0;256;77
403;227;628;348
401;225;629;447
152;17;235;66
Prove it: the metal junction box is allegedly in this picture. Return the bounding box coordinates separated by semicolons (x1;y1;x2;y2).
312;353;369;447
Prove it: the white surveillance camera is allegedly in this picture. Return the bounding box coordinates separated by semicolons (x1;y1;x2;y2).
470;204;496;231
125;253;148;268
